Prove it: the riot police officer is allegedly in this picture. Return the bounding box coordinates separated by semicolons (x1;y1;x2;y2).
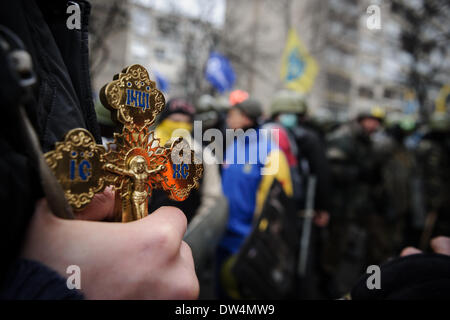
324;107;387;297
415;112;450;249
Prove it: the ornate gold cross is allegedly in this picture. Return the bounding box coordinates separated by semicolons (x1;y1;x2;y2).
45;65;203;222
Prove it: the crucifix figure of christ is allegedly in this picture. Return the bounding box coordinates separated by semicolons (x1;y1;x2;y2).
104;156;165;220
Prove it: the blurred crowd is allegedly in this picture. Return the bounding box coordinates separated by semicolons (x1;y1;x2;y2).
98;88;450;299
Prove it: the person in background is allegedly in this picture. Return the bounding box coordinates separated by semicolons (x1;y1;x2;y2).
151;98;224;222
284;91;332;222
415;112;450;249
228;89;249;107
306;108;341;142
216;97;293;299
94;100;116;147
268;90;331;220
324;107;386;297
195;94;229;159
268;90;331;298
195;94;227;135
377;113;420;251
349;236;450;300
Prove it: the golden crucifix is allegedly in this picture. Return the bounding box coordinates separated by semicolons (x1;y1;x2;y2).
45;65;203;222
104;157;164;221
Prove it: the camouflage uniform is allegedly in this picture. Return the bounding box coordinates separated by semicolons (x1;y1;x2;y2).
324;121;386;296
380;116;423;250
415;116;450;243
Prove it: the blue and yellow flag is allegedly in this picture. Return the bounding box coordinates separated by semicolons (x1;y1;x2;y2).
280;29;318;93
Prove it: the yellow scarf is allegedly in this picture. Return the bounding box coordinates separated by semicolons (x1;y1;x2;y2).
155;119;193;145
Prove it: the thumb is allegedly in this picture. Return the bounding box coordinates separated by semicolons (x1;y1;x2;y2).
75;186;115;221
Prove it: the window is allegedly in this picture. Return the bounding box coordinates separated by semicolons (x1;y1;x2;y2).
131;8;150;36
384;21;401;40
397;51;413;67
383;87;402;100
157;17;179;38
329;21;343;36
360;62;378;78
417;61;431;74
130;41;148;59
381;58;402;81
360;38;378;54
324;48;340;65
359;86;374;99
329;0;359;16
327;72;351;94
154;48;166;61
324;47;355;69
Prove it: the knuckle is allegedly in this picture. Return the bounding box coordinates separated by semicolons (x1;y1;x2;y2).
174;274;199;300
160;206;187;231
153;223;178;252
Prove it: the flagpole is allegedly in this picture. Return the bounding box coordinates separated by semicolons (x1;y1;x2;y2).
285;0;292;32
248;0;261;93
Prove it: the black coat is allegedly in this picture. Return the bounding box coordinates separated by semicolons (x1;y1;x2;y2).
0;0;100;290
291;126;332;212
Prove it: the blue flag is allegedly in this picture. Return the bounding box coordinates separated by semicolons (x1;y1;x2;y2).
155;70;169;93
205;52;235;93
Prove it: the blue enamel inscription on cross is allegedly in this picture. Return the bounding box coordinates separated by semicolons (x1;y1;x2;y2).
70;156;92;181
173;163;189;179
126;89;150;111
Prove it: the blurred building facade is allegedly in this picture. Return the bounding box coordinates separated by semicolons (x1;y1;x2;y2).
91;0;216;100
90;0;448;118
224;0;417;119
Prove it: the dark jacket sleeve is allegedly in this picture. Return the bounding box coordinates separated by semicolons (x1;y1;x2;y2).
0;0;99;293
0;0;101;152
0;259;84;300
